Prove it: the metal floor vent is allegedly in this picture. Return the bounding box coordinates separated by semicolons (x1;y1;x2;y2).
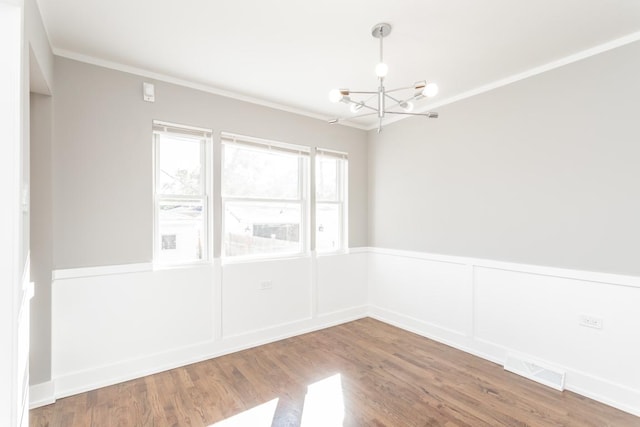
504;353;566;391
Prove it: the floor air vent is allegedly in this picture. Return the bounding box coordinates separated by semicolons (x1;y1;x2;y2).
504;353;565;391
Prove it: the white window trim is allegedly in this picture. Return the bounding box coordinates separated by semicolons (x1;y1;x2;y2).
152;121;213;267
315;148;349;254
221;134;310;261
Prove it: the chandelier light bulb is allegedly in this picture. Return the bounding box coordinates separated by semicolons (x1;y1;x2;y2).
328;89;343;103
375;62;388;78
327;23;439;131
400;101;414;112
422;82;439;98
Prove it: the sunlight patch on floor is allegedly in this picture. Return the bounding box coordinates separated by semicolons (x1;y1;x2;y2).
207;373;345;426
209;398;279;426
301;373;345;426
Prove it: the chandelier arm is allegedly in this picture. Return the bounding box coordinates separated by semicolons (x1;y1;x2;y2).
329;111;379;124
346;90;379;95
341;96;378;113
385;85;418;94
385;111;438;117
329;23;438;130
358;103;379;113
384;94;404;104
361;93;378;106
382;94;413;112
347;111;378;120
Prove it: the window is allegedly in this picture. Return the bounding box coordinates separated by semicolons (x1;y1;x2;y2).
222;133;309;259
153;121;211;264
315;148;348;253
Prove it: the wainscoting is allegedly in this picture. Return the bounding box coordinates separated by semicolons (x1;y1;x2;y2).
368;247;640;417
33;248;640;417
40;251;368;407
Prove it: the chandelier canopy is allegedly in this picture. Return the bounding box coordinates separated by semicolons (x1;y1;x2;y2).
328;23;439;132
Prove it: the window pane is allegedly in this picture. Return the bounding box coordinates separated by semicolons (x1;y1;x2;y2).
223;144;300;199
316;156;339;201
316;203;341;253
224;201;301;257
158;134;202;195
158;199;205;262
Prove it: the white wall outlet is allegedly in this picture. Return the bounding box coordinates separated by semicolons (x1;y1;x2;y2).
579;315;603;330
260;281;273;290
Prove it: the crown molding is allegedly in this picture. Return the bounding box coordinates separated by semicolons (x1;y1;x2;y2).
53;48;369;131
370;30;640;131
52;30;640;134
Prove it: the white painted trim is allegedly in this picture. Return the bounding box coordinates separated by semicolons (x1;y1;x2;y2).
566;373;640;418
52;306;368;400
345;247;368;255
373;31;640;131
52;49;368;131
369;248;640;418
29;381;55;409
50;248;369;280
368;247;640;289
46;250;640;417
0;4;23;425
52;262;153;280
212;258;222;341
310;250;318;318
55;33;640;133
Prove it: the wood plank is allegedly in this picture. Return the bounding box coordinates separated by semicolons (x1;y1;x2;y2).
30;318;640;426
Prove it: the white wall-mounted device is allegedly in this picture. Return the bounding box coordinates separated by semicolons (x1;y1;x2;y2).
143;82;155;102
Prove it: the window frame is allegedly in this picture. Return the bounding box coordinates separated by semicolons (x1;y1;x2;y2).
152;120;213;267
221;133;310;262
315;148;348;254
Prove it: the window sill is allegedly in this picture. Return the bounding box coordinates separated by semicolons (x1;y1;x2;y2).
152;259;213;271
221;252;311;266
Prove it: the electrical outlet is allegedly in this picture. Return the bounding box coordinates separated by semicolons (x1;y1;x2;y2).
579;315;603;330
260;281;273;290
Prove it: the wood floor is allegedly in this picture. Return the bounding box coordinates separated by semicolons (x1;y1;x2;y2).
31;318;639;426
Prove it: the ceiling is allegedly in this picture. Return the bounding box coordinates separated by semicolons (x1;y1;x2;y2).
37;0;640;129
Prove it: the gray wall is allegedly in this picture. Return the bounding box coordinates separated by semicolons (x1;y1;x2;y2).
369;40;640;275
26;0;54;387
30;93;53;384
52;57;368;268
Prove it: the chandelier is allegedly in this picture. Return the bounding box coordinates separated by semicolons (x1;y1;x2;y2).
328;23;439;132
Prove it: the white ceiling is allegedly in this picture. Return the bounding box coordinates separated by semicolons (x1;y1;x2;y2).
37;0;640;129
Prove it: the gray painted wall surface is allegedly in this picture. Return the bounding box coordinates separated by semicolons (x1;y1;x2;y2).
369;41;640;275
26;0;54;386
52;57;368;268
30;93;53;384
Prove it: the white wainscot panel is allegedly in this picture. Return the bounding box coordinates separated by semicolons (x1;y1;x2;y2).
52;265;214;378
316;252;367;316
474;267;640;393
369;253;471;337
222;257;312;338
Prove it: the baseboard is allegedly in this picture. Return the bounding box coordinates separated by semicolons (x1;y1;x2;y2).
52;305;368;400
564;370;640;418
369;305;640;418
29;381;55;409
